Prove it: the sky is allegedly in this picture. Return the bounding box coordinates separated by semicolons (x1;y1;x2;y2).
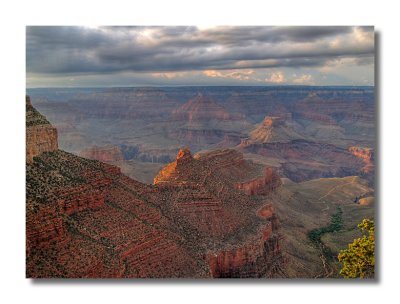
26;26;374;87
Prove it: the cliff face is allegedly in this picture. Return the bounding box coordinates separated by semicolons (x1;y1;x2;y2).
349;146;374;173
68;88;177;120
172;94;244;123
26;99;203;278
26;98;284;278
153;148;284;277
26;96;58;162
235;167;282;195
26;150;203;278
238;115;304;148
206;222;281;278
206;204;280;278
168;95;250;147
79;145;125;163
241;139;367;182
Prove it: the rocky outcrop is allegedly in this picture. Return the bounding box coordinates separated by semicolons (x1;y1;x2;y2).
172;94;244;123
26;203;67;248
26;150;203;278
26;96;58;162
176;147;193;164
235;168;282;195
26;101;284;278
242;115;304;146
358;196;374;206
241;139;367;182
152;148;284;277
168;94;250;147
79;145;125;163
349;146;374;173
206;221;281;278
27;146;284;278
256;203;275;219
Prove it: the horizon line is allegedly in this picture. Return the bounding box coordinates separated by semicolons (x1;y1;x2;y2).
26;84;375;90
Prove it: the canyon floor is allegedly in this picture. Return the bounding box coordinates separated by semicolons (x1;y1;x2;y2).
26;86;375;278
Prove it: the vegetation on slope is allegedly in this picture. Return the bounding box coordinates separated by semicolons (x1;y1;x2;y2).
308;207;343;245
307;207;344;277
338;219;375;278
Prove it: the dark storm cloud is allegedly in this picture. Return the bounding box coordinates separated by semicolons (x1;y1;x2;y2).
196;26;354;44
26;26;374;75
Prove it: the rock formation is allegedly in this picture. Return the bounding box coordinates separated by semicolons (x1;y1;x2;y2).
171;94;244;123
26;96;58;162
241;115;304;146
241;139;368;182
168;94;250;147
349;146;374;174
152;148;283;277
235;168;281;195
79;145;125;163
26;100;284;278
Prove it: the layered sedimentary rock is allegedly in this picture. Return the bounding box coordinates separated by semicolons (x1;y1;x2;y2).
26;102;202;278
26;100;284;278
206;222;281;278
235;168;281;195
241;115;304;146
79;145;125;163
205;204;281;278
349;146;374;173
29;86;374;174
26;96;58;162
172;94;244;122
26;150;204;278
69;87;178;120
168;94;250;147
241;139;367;182
153;148;284;277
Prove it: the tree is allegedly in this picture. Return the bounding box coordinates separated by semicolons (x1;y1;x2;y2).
338;219;375;278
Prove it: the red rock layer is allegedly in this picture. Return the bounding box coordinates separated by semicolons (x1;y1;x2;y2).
349;146;374;173
262;116;285;127
235;168;282;195
241;139;367;182
27;150;203;278
152;148;284;277
257;203;275;219
26;203;67;249
26;100;284;278
26;125;58;163
172;94;244;123
79;145;125;163
26;96;58;163
206;221;281;278
296;111;336;124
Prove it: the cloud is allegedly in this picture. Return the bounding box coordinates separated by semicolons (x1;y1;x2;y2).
26;26;374;76
203;70;224;77
292;74;315;85
266;72;286;83
203;69;256;80
151;72;187;79
26;26;375;87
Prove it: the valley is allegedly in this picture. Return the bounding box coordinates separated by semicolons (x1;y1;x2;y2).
26;86;375;278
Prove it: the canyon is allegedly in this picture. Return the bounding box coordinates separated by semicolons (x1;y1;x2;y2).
26;85;375;278
28;86;374;184
26;100;285;278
